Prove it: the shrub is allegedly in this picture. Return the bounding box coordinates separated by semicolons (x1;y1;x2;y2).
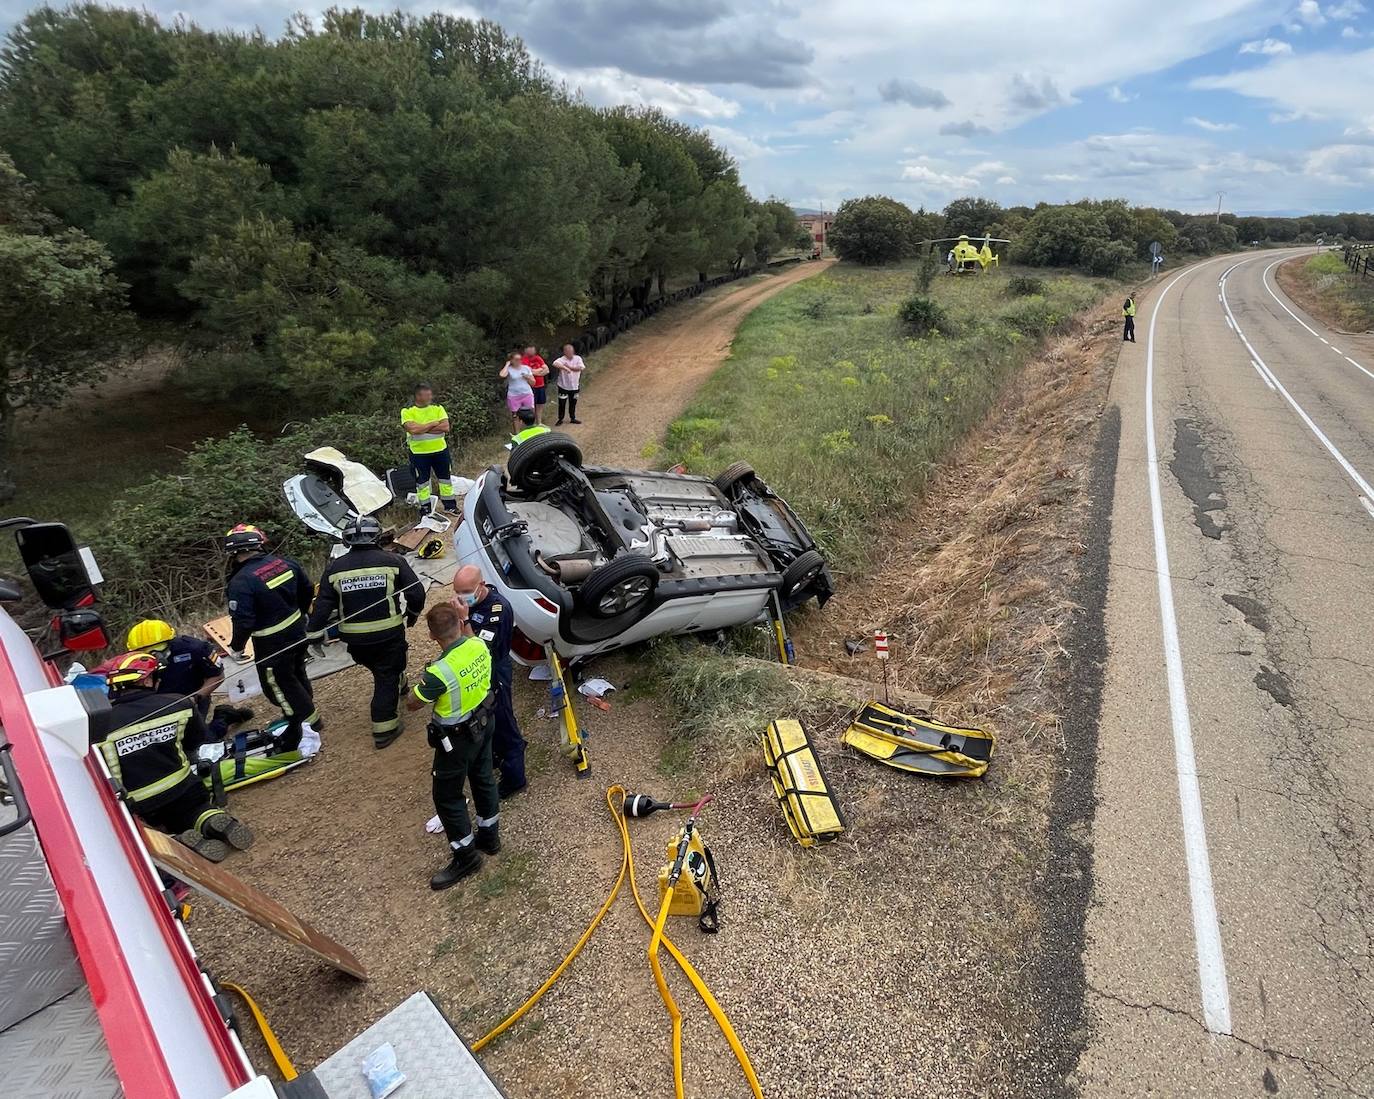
898;295;949;337
1087;240;1134;276
1005;275;1046;297
1002;296;1063;337
96;409;423;622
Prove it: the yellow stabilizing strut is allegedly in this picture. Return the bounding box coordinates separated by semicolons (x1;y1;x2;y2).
473;787;763;1099
548;650;590;776
222;982;298;1081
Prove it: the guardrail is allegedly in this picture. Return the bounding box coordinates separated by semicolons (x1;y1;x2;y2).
547;255;807;360
1342;243;1373;279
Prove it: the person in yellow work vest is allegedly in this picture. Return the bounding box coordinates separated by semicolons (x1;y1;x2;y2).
509;406;551;450
1122;294;1137;343
401;383;457;516
406;603;499;890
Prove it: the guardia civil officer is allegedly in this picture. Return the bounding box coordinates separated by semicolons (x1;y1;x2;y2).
406;603;499;890
308;515;426;749
452;564;526;798
224;523;322;756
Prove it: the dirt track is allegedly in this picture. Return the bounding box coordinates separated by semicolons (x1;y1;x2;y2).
476;259;833;469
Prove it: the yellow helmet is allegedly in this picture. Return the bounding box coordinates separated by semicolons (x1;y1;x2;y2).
127;619;175;650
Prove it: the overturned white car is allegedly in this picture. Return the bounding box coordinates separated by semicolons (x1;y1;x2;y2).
453;433;833;658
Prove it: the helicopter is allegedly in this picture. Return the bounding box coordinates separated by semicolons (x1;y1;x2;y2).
919;233;1012;274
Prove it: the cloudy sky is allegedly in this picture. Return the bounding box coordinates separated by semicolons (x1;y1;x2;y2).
2;0;1371;215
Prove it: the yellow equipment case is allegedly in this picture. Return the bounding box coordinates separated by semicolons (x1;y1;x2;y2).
762;719;846;847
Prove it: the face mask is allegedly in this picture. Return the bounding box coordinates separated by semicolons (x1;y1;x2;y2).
458;591;478;607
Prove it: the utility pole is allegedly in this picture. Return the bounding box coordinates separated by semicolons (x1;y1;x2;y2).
1215;191;1226;224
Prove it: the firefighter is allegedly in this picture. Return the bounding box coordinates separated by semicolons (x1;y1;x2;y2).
101;652;253;863
223;523;322;757
123;618;253;733
405;603;499;890
307;515;426;749
451;564;526;798
401;382;458;516
1122;294;1137;343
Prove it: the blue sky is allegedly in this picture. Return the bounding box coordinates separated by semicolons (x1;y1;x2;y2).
2;0;1371;215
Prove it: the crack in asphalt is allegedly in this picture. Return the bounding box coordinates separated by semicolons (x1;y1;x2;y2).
1086;983;1370;1097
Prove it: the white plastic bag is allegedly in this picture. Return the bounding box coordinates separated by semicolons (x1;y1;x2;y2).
362;1042;405;1099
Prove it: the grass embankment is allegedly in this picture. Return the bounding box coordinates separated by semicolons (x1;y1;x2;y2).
1280;250;1374;332
656;263;1101;573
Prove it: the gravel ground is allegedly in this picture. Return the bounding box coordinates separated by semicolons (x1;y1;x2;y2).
187;285;1123;1098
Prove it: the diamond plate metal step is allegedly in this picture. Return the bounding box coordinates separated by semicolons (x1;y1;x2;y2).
0;985;120;1097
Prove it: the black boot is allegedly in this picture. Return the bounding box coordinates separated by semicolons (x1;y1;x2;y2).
475;823;501;855
201;811;254;851
430;845;482;890
212;704;254;729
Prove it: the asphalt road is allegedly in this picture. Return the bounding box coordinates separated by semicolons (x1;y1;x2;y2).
1078;250;1374;1097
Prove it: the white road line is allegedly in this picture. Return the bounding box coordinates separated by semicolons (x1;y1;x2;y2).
1225;315;1235;331
1361;497;1374;522
1260;259;1374;382
1146;263;1234;1036
1221;274;1374;502
1250;360;1277;391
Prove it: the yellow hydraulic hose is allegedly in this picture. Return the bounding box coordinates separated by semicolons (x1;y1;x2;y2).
222;982;298;1081
472;785;764;1098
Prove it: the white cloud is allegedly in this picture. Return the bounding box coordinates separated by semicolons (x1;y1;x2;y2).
900;163;978;190
968;159;1012;176
1341;25;1362;36
1304;143;1374;181
1239;37;1293;53
995;175;1017;185
1107;85;1137;102
547;64;740;120
1296;0;1326;24
1187;116;1241;131
1327;0;1365;18
1193;47;1374;128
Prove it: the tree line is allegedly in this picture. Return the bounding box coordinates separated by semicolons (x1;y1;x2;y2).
829;194;1374;273
0;4;809;496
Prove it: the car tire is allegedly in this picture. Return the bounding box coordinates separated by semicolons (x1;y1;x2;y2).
577;555;659;620
508;432;583;493
713;460;756;497
780;549;825;598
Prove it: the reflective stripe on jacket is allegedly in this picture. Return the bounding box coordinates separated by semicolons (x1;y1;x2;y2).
1123;298;1136;317
99;690;205;807
402;404;449;454
309;547;426;642
414;637;492;725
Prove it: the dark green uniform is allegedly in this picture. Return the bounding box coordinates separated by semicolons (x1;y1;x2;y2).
413;636;496;847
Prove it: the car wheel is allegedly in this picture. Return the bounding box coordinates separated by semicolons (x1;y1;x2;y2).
713;460;756;497
508;432;583;493
578;555;659;620
780;549;825;598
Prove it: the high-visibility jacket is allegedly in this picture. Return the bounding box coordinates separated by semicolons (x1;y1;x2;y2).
308;546;426;645
98;689;206;808
510;425;551;447
413;636;492;725
402;403;450;455
226;553;314;656
1123;298;1136;317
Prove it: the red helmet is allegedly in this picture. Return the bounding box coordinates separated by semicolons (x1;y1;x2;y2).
106;651;162;692
224;523;267;555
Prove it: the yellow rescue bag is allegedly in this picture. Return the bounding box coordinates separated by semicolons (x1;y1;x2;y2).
762;719;846;847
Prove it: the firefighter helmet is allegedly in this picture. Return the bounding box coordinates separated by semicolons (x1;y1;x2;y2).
223;523;267;555
126;619;175;650
106;651;162;692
